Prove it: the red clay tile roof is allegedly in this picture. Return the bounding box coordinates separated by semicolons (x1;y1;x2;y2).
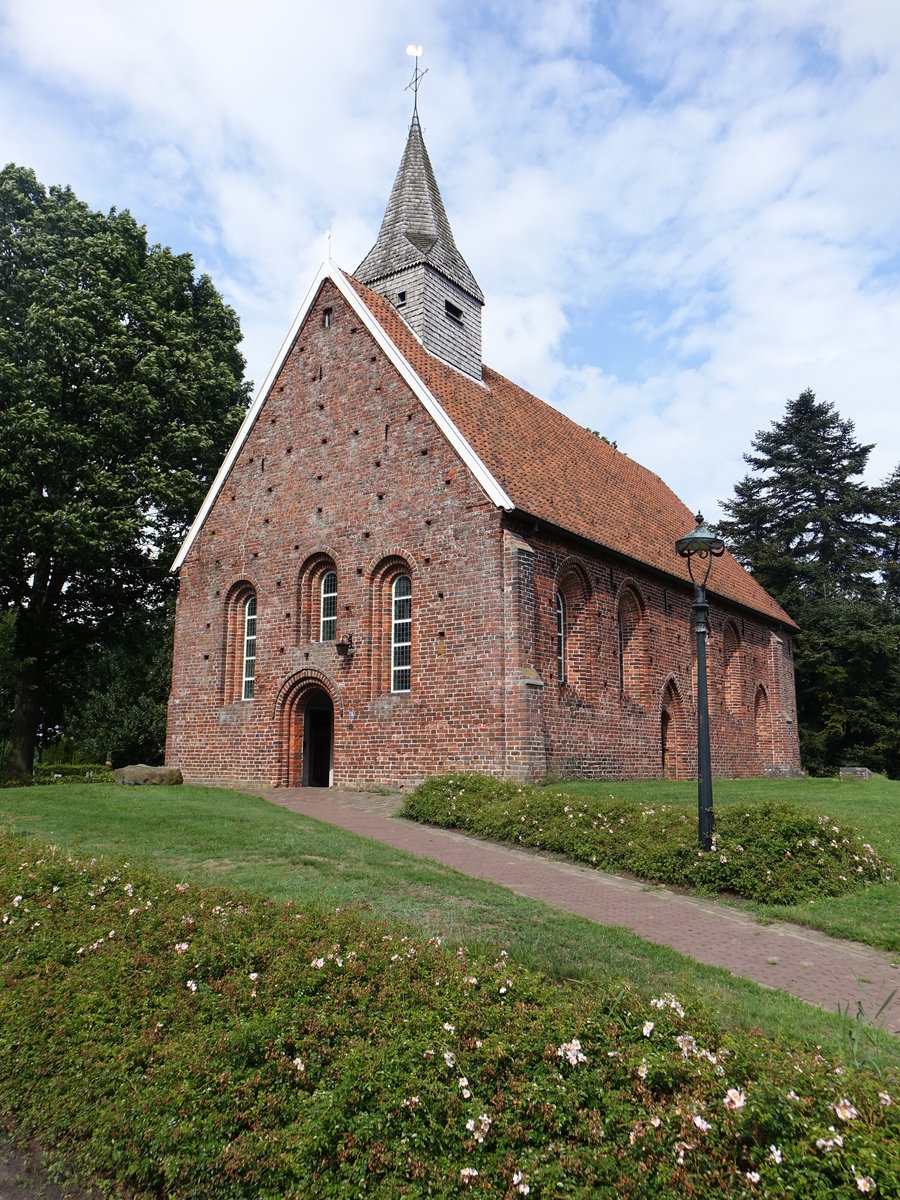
346;273;796;630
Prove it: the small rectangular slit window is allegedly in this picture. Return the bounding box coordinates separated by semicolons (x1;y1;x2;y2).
397;290;406;308
445;299;463;325
323;307;332;327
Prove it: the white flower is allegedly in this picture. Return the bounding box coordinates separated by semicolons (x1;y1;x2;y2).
637;1060;649;1079
643;1021;654;1037
879;1091;892;1106
401;1095;420;1108
834;1098;859;1122
186;979;197;993
676;1034;697;1058
292;1057;305;1074
769;1145;783;1163
556;1039;587;1066
650;1116;661;1128
443;1022;455;1033
692;1115;711;1131
444;1051;456;1068
856;1175;876;1193
513;1168;530;1194
459;1076;471;1099
174;941;189;954
249;971;258;981
465;1113;492;1143
746;1171;760;1184
311;957;325;969
724;1088;746;1110
459;1167;479;1183
13;896;22;907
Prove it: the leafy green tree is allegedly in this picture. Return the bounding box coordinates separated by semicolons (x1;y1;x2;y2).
61;609;174;766
0;164;249;778
719;390;900;777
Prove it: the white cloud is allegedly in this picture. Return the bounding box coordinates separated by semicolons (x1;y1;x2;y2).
1;0;898;520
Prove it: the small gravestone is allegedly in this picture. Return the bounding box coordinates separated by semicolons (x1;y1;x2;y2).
114;764;183;786
840;766;874;781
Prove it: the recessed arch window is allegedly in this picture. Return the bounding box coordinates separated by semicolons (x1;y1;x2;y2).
723;621;741;715
242;594;257;700
556;592;566;682
320;571;337;642
618;587;646;703
392;575;412;693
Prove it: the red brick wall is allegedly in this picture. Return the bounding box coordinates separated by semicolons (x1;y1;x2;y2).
167;280;801;789
167;280;507;788
522;531;801;780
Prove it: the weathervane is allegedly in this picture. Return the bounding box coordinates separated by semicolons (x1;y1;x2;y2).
405;44;427;119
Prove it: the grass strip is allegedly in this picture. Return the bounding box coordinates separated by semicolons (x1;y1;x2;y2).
2;833;898;1199
2;783;899;1070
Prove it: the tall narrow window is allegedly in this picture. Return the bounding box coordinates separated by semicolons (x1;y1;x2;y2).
242;595;257;700
320;571;337;641
392;575;412;693
556;593;566;682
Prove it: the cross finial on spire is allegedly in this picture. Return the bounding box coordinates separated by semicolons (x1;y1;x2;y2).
405;44;427;120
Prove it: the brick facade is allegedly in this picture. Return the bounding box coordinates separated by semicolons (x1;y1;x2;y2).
167;279;801;790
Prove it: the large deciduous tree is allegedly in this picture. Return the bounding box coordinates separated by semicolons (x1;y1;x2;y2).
0;164;249;778
718;390;900;777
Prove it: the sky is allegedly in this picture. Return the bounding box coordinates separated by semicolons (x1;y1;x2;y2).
2;0;899;521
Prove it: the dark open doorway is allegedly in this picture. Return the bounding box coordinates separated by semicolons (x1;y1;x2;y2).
303;690;333;787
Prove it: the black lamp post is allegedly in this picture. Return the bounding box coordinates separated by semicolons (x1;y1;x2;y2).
675;514;725;851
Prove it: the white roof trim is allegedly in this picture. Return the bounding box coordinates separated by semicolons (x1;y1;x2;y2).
171;262;513;573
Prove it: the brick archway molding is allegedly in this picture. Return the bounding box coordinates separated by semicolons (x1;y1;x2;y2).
272;669;343;787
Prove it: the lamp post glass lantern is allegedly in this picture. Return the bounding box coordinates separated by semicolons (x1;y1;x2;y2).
675;514;725;852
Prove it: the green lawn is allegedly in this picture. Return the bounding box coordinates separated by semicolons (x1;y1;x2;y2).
1;782;898;1071
558;776;900;951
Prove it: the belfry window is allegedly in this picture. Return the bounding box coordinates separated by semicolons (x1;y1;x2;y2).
392;575;412;692
320;571;337;642
445;299;463;325
242;595;257;700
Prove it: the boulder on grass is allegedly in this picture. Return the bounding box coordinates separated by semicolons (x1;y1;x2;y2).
114;764;183;786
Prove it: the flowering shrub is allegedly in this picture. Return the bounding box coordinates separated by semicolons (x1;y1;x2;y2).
402;775;892;904
1;833;897;1197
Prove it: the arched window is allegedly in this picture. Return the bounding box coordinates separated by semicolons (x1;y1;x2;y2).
320;571;337;642
392;575;412;693
242;594;257;700
556;592;566;682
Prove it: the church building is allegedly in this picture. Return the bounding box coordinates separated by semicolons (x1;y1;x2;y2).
166;112;801;789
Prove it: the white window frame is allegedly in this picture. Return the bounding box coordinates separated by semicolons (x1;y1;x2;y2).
242;594;257;700
391;575;412;693
556;592;566;683
320;571;337;642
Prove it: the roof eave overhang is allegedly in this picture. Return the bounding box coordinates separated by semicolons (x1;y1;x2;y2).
170;260;512;574
506;508;799;633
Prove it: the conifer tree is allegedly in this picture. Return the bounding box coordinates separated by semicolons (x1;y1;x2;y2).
719;390;899;777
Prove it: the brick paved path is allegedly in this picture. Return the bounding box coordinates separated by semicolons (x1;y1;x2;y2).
252;786;900;1033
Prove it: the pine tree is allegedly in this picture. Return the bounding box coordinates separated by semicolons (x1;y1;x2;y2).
719;390;899;777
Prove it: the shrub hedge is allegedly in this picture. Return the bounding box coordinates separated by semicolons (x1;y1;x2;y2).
1;834;897;1197
401;775;892;905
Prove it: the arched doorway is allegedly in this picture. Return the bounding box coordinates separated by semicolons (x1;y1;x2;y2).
754;685;774;768
301;689;334;787
660;679;683;780
274;672;340;788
